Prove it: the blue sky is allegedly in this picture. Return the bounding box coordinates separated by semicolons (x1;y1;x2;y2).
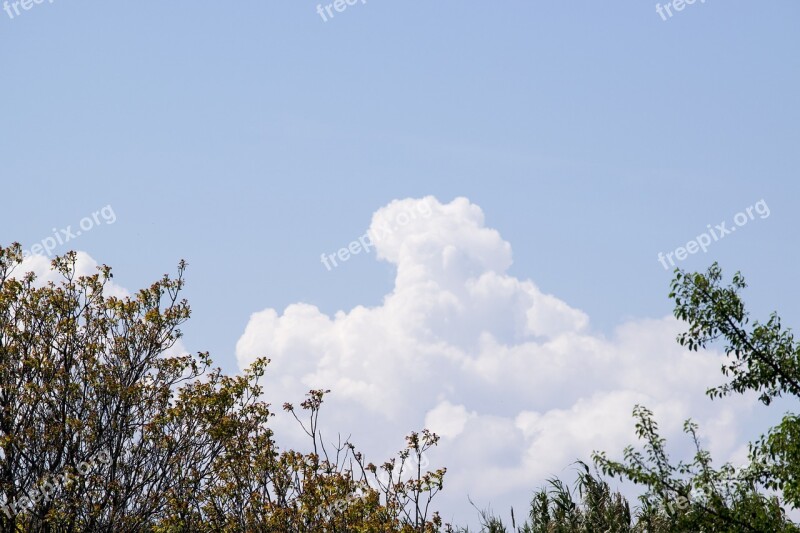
2;0;799;526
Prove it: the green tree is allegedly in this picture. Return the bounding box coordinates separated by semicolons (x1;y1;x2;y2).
594;263;800;532
448;462;672;533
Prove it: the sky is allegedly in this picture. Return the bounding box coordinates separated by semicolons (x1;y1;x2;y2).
2;0;799;527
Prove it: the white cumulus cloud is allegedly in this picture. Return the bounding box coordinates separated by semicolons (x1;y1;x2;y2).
236;196;759;524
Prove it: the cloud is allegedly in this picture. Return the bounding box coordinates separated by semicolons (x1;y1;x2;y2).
236;196;759;524
15;250;189;356
18;251;129;298
425;400;476;439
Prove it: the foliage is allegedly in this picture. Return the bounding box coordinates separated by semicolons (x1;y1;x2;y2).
6;242;800;532
448;462;670;533
593;263;800;532
0;243;446;532
456;262;800;532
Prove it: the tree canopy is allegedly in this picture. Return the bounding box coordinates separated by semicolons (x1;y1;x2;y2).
0;243;445;532
2;242;799;532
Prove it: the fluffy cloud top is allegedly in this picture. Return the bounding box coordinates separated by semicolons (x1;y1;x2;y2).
19;251;129;299
236;196;757;520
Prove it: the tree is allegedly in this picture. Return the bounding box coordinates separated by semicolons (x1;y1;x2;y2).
455;263;800;532
593;263;800;532
447;461;673;533
0;243;446;532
